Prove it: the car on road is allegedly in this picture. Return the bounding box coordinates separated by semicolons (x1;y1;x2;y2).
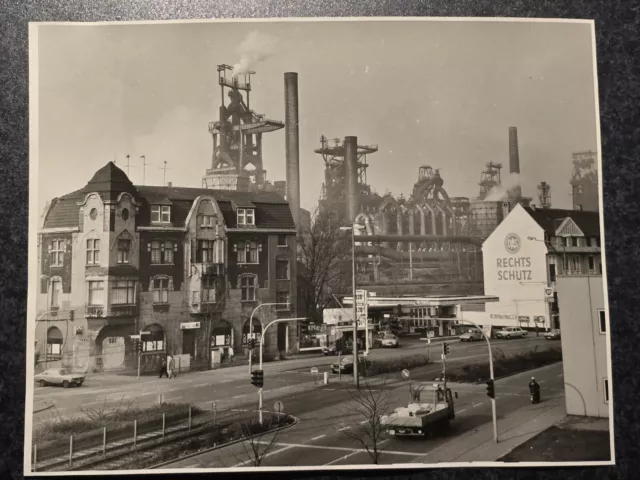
322;344;352;356
544;329;561;341
380;333;400;348
459;328;484;342
495;327;528;339
331;355;369;375
34;368;85;388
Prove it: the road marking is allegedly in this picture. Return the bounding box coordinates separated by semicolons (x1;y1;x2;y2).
360;420;368;425
194;383;209;388
457;408;467;413
232;394;246;399
338;426;351;431
259;440;416;456
324;450;362;466
235;385;247;389
231;445;295;467
311;435;326;441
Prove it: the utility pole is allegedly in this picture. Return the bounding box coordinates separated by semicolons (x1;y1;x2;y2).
140;156;151;185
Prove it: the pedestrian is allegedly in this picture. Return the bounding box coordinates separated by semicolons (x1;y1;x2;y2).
529;376;541;403
168;355;176;378
159;357;168;378
228;345;234;364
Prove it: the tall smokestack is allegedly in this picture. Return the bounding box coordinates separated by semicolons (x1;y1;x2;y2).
284;73;301;231
508;127;520;174
344;136;359;222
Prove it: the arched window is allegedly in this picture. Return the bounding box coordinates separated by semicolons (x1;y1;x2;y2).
141;324;165;352
211;320;233;347
47;326;63;357
242;318;262;345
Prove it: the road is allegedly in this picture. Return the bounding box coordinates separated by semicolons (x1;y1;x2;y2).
32;336;554;427
160;361;565;468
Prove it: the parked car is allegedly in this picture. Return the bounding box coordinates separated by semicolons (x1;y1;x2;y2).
544;329;561;341
495;327;528;339
459;328;484;342
331;355;369;375
35;368;85;388
380;333;400;348
322;344;352;356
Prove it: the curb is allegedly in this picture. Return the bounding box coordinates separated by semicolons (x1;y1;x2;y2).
33;402;55;414
150;411;300;469
466;360;563;385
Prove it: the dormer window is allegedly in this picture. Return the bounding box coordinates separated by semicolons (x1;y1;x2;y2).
237;208;255;226
151;205;171;223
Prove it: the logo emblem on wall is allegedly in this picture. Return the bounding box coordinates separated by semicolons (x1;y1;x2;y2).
504;233;521;254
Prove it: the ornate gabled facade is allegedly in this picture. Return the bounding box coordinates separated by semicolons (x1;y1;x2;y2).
36;162;299;373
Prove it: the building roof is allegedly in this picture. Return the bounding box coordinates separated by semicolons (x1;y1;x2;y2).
524;207;601;237
42;164;295;231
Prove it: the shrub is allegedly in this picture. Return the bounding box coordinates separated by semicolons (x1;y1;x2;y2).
364;354;431;376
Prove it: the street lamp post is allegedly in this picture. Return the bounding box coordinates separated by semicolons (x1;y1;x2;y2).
248;302;289;373
257;317;307;424
339;224;365;389
449;312;499;443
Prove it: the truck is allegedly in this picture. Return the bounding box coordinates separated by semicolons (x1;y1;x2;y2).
380;383;455;437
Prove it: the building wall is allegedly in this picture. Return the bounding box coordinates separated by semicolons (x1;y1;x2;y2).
482;204;551;330
557;275;610;418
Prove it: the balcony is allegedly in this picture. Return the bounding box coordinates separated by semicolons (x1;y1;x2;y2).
85;306;105;318
109;304;138;317
194;262;224;277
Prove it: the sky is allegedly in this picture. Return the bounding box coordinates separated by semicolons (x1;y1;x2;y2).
33;19;599;215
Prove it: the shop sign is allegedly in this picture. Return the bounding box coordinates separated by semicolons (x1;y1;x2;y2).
490;314;517;320
180;322;201;330
518;316;530;323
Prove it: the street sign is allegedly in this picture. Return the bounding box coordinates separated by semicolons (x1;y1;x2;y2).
401;369;411;380
180;322;201;330
130;334;141;340
273;401;284;413
310;367;319;375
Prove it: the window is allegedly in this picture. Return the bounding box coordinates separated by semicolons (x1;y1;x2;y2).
112;280;136;305
563;237;570;247
117;239;131;264
598;261;603;275
121;208;130;221
152;277;170;304
237;208;255;226
277;234;288;247
198;240;215;263
86;239;100;265
151;205;171;223
588;256;595;272
276;290;290;308
598;310;607;334
143;326;165;352
604;378;609;403
89;208;98;221
572;256;581;274
237;240;259;264
549;264;557;283
50;240;64;267
571;237;579;247
201;215;215;227
276;258;290;280
202;276;216;303
88;281;104;306
151;241;175;264
240;275;257;301
50;279;62;308
46;327;63;357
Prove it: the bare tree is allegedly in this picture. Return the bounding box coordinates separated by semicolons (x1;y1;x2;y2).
228;411;287;468
297;208;356;321
338;378;390;465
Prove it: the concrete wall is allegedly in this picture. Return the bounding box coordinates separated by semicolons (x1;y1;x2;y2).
557;275;610;418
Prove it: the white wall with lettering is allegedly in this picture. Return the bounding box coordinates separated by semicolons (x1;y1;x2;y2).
482;204;550;329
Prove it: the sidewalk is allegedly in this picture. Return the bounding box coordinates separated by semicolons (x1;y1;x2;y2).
413;395;566;463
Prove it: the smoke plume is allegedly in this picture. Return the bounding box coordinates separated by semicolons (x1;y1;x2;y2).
232;31;279;77
484;173;523;201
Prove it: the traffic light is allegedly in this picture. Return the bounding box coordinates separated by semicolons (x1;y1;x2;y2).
248;338;255;349
442;342;450;356
486;379;495;399
251;369;264;388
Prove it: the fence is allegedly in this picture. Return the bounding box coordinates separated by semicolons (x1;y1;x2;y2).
31;400;253;472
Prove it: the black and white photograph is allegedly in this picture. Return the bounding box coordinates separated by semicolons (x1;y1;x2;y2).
25;17;613;474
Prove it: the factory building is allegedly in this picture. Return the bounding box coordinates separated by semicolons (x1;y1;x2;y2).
556;274;611;418
461;203;602;331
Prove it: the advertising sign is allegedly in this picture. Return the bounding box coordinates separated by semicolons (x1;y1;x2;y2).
355;289;368;327
180;322;201;330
